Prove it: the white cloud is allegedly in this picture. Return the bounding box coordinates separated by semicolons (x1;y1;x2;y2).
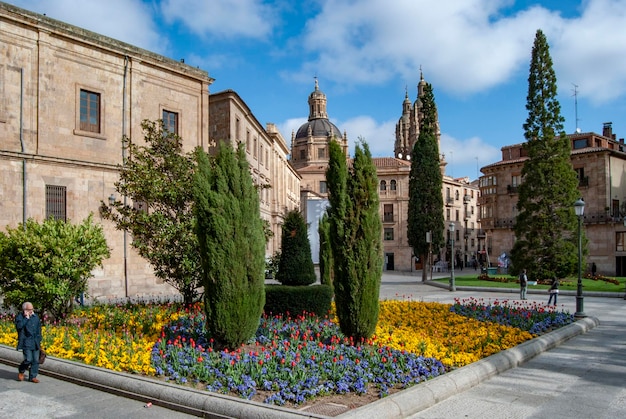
294;0;626;105
9;0;167;53
160;0;275;39
338;116;396;157
440;133;500;180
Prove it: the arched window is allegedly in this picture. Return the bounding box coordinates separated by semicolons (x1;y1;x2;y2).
455;190;460;200
390;180;397;191
380;180;387;191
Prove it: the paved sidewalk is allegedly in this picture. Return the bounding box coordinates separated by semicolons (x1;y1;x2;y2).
0;271;623;418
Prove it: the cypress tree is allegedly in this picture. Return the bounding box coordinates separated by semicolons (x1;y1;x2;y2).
511;29;582;281
275;209;316;286
193;142;265;349
407;83;445;282
326;139;382;340
318;212;333;287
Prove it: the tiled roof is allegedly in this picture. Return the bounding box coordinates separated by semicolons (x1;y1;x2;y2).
372;157;411;168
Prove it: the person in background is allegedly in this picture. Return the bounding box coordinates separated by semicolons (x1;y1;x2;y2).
548;277;559;306
519;269;528;300
15;301;42;383
591;262;597;277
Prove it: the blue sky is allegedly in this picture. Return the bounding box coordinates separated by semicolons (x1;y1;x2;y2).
7;0;626;180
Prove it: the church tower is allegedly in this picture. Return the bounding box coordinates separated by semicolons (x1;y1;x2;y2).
394;71;442;162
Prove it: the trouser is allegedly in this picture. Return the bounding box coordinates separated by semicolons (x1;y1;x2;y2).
19;348;40;380
548;292;558;305
520;286;527;300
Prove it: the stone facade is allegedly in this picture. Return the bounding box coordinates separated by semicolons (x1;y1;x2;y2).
0;3;298;300
478;123;626;276
208;90;301;256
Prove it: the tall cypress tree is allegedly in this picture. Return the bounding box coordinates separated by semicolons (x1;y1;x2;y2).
318;212;333;287
407;83;445;282
511;29;582;281
193;142;265;349
326;139;382;340
275;209;316;286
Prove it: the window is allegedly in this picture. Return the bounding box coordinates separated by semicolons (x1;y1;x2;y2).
575;167;588;187
299;149;306;160
236;118;241;141
380;180;387;191
80;90;100;133
162;110;178;134
390;180;397;191
46;185;66;221
573;139;588;149
455;190;459;200
260;145;264;166
319;181;327;194
253;138;258;158
384;228;394;241
246;131;250;152
471;238;475;247
318;147;326;158
383;204;394;222
617;232;626;252
456;209;459;221
446;208;450;220
511;174;521;187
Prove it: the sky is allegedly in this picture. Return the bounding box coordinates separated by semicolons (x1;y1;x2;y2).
6;0;626;180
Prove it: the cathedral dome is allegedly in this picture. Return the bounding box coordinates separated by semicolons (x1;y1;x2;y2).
295;118;342;140
294;78;343;140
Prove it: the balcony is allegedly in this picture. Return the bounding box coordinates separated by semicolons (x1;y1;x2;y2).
493;218;516;229
507;184;519;194
463;195;472;202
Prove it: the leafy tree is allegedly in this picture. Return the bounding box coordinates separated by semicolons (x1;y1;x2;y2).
275;209;316;286
0;215;110;320
407;83;445;282
193;142;266;349
318;212;333;286
100;120;201;305
511;29;583;280
326;139;382;340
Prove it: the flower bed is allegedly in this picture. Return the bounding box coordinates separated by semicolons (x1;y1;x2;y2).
0;298;575;407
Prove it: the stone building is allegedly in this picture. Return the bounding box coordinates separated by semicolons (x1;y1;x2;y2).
0;2;298;300
292;75;480;272
208;89;301;256
478;123;626;275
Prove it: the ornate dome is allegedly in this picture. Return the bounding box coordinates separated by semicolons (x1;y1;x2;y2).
294;78;342;140
295;118;342;139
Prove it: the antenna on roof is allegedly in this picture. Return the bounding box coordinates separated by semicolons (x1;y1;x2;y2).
572;84;581;133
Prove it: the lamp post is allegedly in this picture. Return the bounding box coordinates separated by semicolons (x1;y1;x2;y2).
449;222;456;291
574;198;586;318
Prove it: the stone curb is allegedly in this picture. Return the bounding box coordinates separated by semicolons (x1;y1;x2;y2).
0;316;599;419
0;345;325;419
335;316;599;418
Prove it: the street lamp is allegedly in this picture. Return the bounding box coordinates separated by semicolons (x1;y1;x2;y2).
449;222;456;292
574;198;586;318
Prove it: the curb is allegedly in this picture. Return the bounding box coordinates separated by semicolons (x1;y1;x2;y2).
0;316;599;419
335;316;599;418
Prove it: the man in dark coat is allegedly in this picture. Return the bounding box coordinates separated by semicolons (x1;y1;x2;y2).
15;301;43;383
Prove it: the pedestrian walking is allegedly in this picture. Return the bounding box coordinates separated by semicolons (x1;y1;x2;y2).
519;269;528;300
591;262;597;277
15;301;42;383
547;277;559;306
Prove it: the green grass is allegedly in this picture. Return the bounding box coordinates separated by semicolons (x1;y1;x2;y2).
431;274;626;293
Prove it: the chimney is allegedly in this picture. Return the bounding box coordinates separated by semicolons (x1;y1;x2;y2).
603;122;613;138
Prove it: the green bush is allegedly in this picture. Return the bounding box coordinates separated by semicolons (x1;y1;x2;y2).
264;285;333;317
0;215;110;320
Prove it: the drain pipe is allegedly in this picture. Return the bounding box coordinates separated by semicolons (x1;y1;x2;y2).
122;55;129;298
20;68;26;229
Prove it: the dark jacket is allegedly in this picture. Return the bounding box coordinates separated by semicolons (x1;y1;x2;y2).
15;312;42;351
549;278;559;292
